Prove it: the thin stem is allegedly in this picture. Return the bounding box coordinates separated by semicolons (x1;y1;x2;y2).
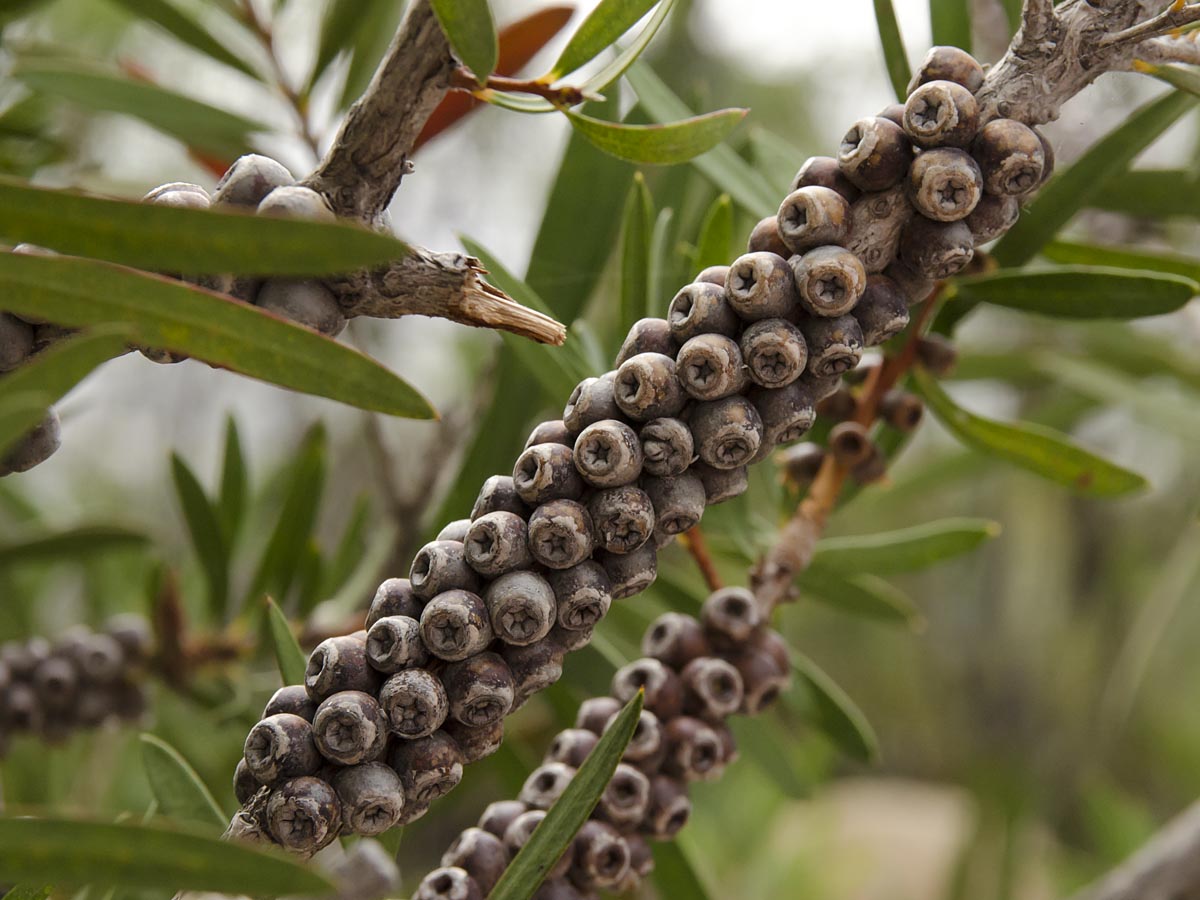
449;66;587;105
681;526;724;592
1100;0;1200;47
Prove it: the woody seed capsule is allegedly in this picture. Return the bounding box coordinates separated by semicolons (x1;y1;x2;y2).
266;776;341;853
438;519;472;542
614;352;686;422
528;499;594;570
389;730;465;804
880;390;924;431
643;775;692;840
676;334;747;401
965;193;1020;243
747;215;792;258
777;186;850;253
234;758;261;804
725;252;797;322
573;419;643;487
305;635;379;701
442;651;514;727
643;612;710;668
689;396;763;469
504;811;572;879
479;799;529;838
214;154;294;207
520;761;576;809
641;473;706;535
639;417;694;476
899;217;974;279
503;639;564;704
332;762;405;835
741;318;808;388
244;713;321;784
563;373;621;433
693;462;749;504
916;332;959;375
366;577;422;628
414;868;482;900
667;282;740;342
547;560;612;630
442;828;510;896
312;690;387;765
612;657;684;719
904;80;979;149
420;590;493;661
838;117;912;191
513;443;585;505
525;419;573;450
802;314;864;378
694;264;729;285
750;380;818;446
443;717;505;763
547;728;600;767
853;275;910;346
597;763;651;829
663;715;726;781
485;570;556;646
701;587;762;646
908;147;983;221
973;118;1046;196
471;474;532;520
569;821;631;890
909;45;984;93
615;318;678;367
410;540;481;600
379;667;448;738
597;542;657;599
777;442;826;487
464;511;531;575
680;656;745;720
588;485;655;553
730;649;790;715
792;245;867;318
789;155;861;202
366;615;428;673
577;696;623;735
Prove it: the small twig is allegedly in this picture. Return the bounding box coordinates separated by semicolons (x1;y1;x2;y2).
680;526;723;592
449;66;587;105
1069;799;1200;900
1100;0;1200;47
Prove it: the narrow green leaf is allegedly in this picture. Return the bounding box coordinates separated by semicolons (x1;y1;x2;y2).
1085;169;1200;219
430;0;498;81
950;266;1195;320
488;692;644;900
0;178;411;276
872;0;911;101
994;90;1197;267
647;206;675;319
0;254;435;419
728;716;811;799
563;106;747;165
692;193;733;272
218;416;247;543
311;0;387;88
170;454;229;622
0;818;331;894
625;63;777;216
1043;240;1200;283
319;493;372;598
139;734;226;829
13;58;266;159
619;172;654;343
0;526;147;567
650;838;717;900
105;0;260;78
810;517;1001;575
337;0;405;107
577;0;676;95
1;886;49;900
264;596;307;687
0;392;54;463
0;327;128;417
1142;60;1200;100
792;651;879;763
930;0;971;53
913;367;1147;497
549;0;658;80
800;570;925;629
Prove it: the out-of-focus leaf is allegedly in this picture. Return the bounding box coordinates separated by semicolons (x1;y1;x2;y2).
294;540;325;616
548;0;658;80
792;651;879;763
1079;324;1200;393
647;206;676;317
578;0;675;95
1043;239;1200;282
0;178;410;276
872;0;911;100
799;569;924;629
0;254;435;419
563;106;747;165
488;692;644;900
337;0;405;108
247;425;327;608
1085;169;1200;219
0;526;147;567
950;266;1195;320
650;838;717;900
0;328;128;421
913;367;1147;497
619;172;654;343
1;886;49;900
170;454;229;622
994;90;1196;267
319;493;371;598
218;416;247;543
930;0;971;53
430;0;497;81
809;517;1001;575
139;734;226;829
692;193;733;271
311;0;389;88
728;715;812;799
625;63;776;216
105;0;260;78
13;58;266;159
0;818;332;894
321;520;397;618
264;596;307;687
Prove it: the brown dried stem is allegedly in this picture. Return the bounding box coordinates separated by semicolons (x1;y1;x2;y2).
681;526;724;592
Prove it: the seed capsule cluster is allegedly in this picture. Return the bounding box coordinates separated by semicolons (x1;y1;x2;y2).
414;588;790;899
235;45;1047;855
0;616;152;751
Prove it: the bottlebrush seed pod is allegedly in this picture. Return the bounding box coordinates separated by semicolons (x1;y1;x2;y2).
305;635;380;701
777;442;826;487
399;799;433;826
641;473;706;535
701;587;762;646
71;632;126;683
513;443;585;505
213;154;294;207
442;651;515;727
909;45;984;93
414;867;483;900
689;396;763;469
547;728;600;767
143;181;209;204
389;730;465;804
6;682;43;732
243;713;321;785
436;522;471;544
838;117;912;191
877;103;906;127
574;419;643;487
479;799;528;838
908;148;983;221
464;511;531;576
257;184;334;221
471;475;531;520
2;410;61;474
724;251;797;322
234;758;262;804
2;637;49;678
443;717;505;763
676;333;747;401
852;442;888;484
853;275;910;346
32;657;77;709
257;280;346;337
525;419;573;450
829;421;874;467
694;265;729;286
747;215;792;258
410;541;482;600
551;621;597;654
802;314;865;378
900;217;974;279
667;282;740;342
663;715;726;781
503;639;564;704
366;614;429;673
577;696;624;735
588;485;655;553
615;318;678;367
817;384;857;422
312;690;387;765
612;658;684;720
916;333;959;375
713;719;740;765
547;560;613;630
692;462;749;504
750;380;818;447
965;193;1020;244
777;186;851;253
266;776;341;853
563;373;620;433
639;417;694;476
597;763;651;829
643;612;710;669
147;186;209;209
643;775;692;840
791;245;867;318
597;542;658;599
485;570;556;646
379;667;448;738
420;590;493;661
0;315;33;373
904;80;979;149
519;761;575;809
880;390;925;431
332;762;405;835
366;577;422;628
569;821;631;890
104;613;152;665
504;811;572;879
528;499;594;570
883;259;936;305
741;318;808;389
730;649;790;715
442;828;510;896
972;118;1046;196
680;656;745;720
614;352;686;422
789;155;861;203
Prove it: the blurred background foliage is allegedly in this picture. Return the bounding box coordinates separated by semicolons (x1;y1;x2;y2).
1;0;1200;898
